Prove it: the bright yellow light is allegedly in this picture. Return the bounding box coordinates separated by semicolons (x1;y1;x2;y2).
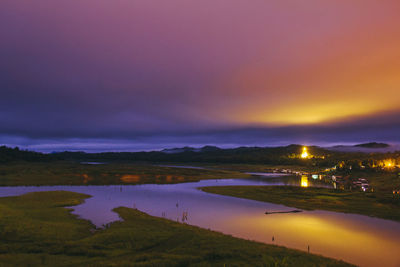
383;159;395;168
301;147;309;159
301;175;309;187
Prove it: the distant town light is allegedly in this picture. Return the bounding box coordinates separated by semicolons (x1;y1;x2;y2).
383;159;395;168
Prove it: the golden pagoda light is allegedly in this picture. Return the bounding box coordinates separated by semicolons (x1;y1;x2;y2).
301;146;309;159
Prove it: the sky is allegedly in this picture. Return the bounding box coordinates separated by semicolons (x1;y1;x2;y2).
1;0;400;152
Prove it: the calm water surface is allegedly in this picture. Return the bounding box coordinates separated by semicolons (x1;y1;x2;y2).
0;174;399;267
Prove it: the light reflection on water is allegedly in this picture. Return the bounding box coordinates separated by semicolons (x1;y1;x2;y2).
0;175;399;267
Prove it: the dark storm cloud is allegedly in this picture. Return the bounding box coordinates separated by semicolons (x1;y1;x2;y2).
2;111;400;152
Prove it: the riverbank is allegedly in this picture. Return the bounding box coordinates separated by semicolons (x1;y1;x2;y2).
0;162;250;186
201;186;400;222
0;191;352;266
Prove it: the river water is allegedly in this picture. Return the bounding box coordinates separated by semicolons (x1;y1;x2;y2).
0;174;399;267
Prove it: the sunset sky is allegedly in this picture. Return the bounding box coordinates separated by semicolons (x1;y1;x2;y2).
1;1;400;151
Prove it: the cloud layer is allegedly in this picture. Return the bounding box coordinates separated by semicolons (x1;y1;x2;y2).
1;1;400;150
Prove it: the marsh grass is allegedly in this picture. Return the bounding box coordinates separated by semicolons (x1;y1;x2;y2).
0;162;249;186
201;186;400;222
0;191;353;266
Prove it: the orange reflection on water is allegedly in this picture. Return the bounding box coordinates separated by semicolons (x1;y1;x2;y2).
301;175;308;187
225;211;400;267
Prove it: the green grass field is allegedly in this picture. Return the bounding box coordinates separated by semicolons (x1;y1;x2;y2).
201;186;400;222
0;162;250;186
344;170;400;192
0;191;353;266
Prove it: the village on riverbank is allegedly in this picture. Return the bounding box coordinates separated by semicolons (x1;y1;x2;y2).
265;146;400;195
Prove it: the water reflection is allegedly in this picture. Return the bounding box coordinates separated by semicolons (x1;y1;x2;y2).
157;165;206;170
120;174;141;183
233;211;400;267
301;175;309;187
251;174;330;188
0;175;398;267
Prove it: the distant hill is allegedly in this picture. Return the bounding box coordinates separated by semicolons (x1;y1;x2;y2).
354;142;389;148
200;145;221;152
162;145;221;154
3;143;397;166
2;144;326;165
0;146;50;163
161;146;198;154
50;144;331;165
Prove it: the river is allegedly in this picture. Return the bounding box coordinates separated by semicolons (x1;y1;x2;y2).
0;174;399;267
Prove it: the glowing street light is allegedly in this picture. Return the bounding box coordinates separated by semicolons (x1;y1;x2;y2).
383;159;395;168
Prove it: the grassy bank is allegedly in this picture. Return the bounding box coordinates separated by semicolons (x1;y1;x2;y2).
201;186;400;222
0;162;249;186
344;170;400;192
202;163;326;173
0;191;352;266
